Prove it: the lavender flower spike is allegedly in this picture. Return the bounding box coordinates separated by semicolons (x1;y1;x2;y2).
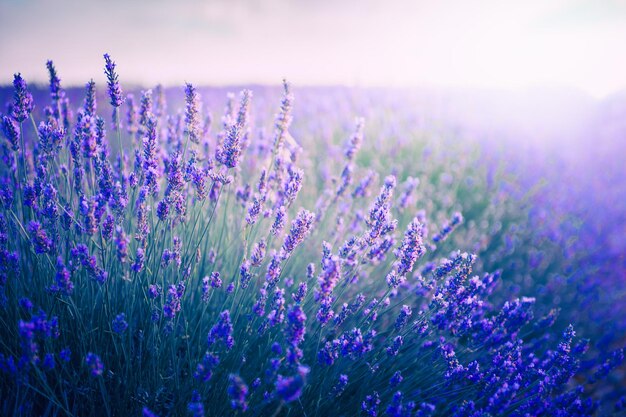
345;117;364;161
85;352;104;377
103;53;124;107
395;217;426;276
184;82;202;144
46;60;63;108
273;79;294;149
11;74;34;122
207;310;234;350
84;79;97;117
218;89;252;168
228;374;249;411
276;365;310;402
282;209;315;258
1;116;20;152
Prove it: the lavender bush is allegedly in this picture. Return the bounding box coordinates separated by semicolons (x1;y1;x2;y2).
0;56;624;416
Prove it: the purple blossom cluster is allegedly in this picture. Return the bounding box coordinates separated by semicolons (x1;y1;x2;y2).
0;56;622;417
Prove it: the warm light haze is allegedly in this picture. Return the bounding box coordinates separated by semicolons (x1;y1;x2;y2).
2;0;626;96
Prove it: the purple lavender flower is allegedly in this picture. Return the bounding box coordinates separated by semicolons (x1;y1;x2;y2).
432;212;463;243
228;374;249;411
272;342;283;355
83;80;97;117
76;111;97;159
316;255;342;324
253;287;268;316
103;53;123;107
265;251;282;289
362;391;381;417
112;313;128;334
385;270;405;290
386;336;403;356
142;407;159;417
191;166;209;199
397;177;419;209
19;297;33;311
246;196;261;225
131;247;145;273
268;288;286;327
207;310;234;350
331;327;376;359
218;123;244;168
139;89;153;130
251;239;267;266
218;90;252;168
275;365;309;402
194;351;219;382
285;304;307;347
201;277;211;302
353;170;376;199
395;218;426;276
59;347;71;363
27;221;52;254
292;282;307;303
209;271;222;288
592;347;625;383
273;80;294;149
156;199;170;222
317;255;341;300
271;206;287;236
11;74;34;122
282;166;303;207
148;284;162;299
115;227;129;263
256;169;267;196
46;60;63;107
160;151;185;221
85;352;104;377
344;117;364;161
42;352;55;370
390;371;403;387
184;83;202;144
336;164;353;198
364;175;397;244
101;215;115;241
187;390;204;417
142;116;159;195
395;305;412;330
332;374;349;397
386;392;417;417
281;209;315;258
240;260;252;289
38;117;65;155
49;257;73;295
163;282;185;319
1;115;20;152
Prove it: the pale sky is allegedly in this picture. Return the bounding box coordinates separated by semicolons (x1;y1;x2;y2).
1;0;626;97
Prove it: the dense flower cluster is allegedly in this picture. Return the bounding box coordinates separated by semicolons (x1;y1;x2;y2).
0;56;622;417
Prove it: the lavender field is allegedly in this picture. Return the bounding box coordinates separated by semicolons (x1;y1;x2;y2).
0;52;623;417
2;8;626;417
